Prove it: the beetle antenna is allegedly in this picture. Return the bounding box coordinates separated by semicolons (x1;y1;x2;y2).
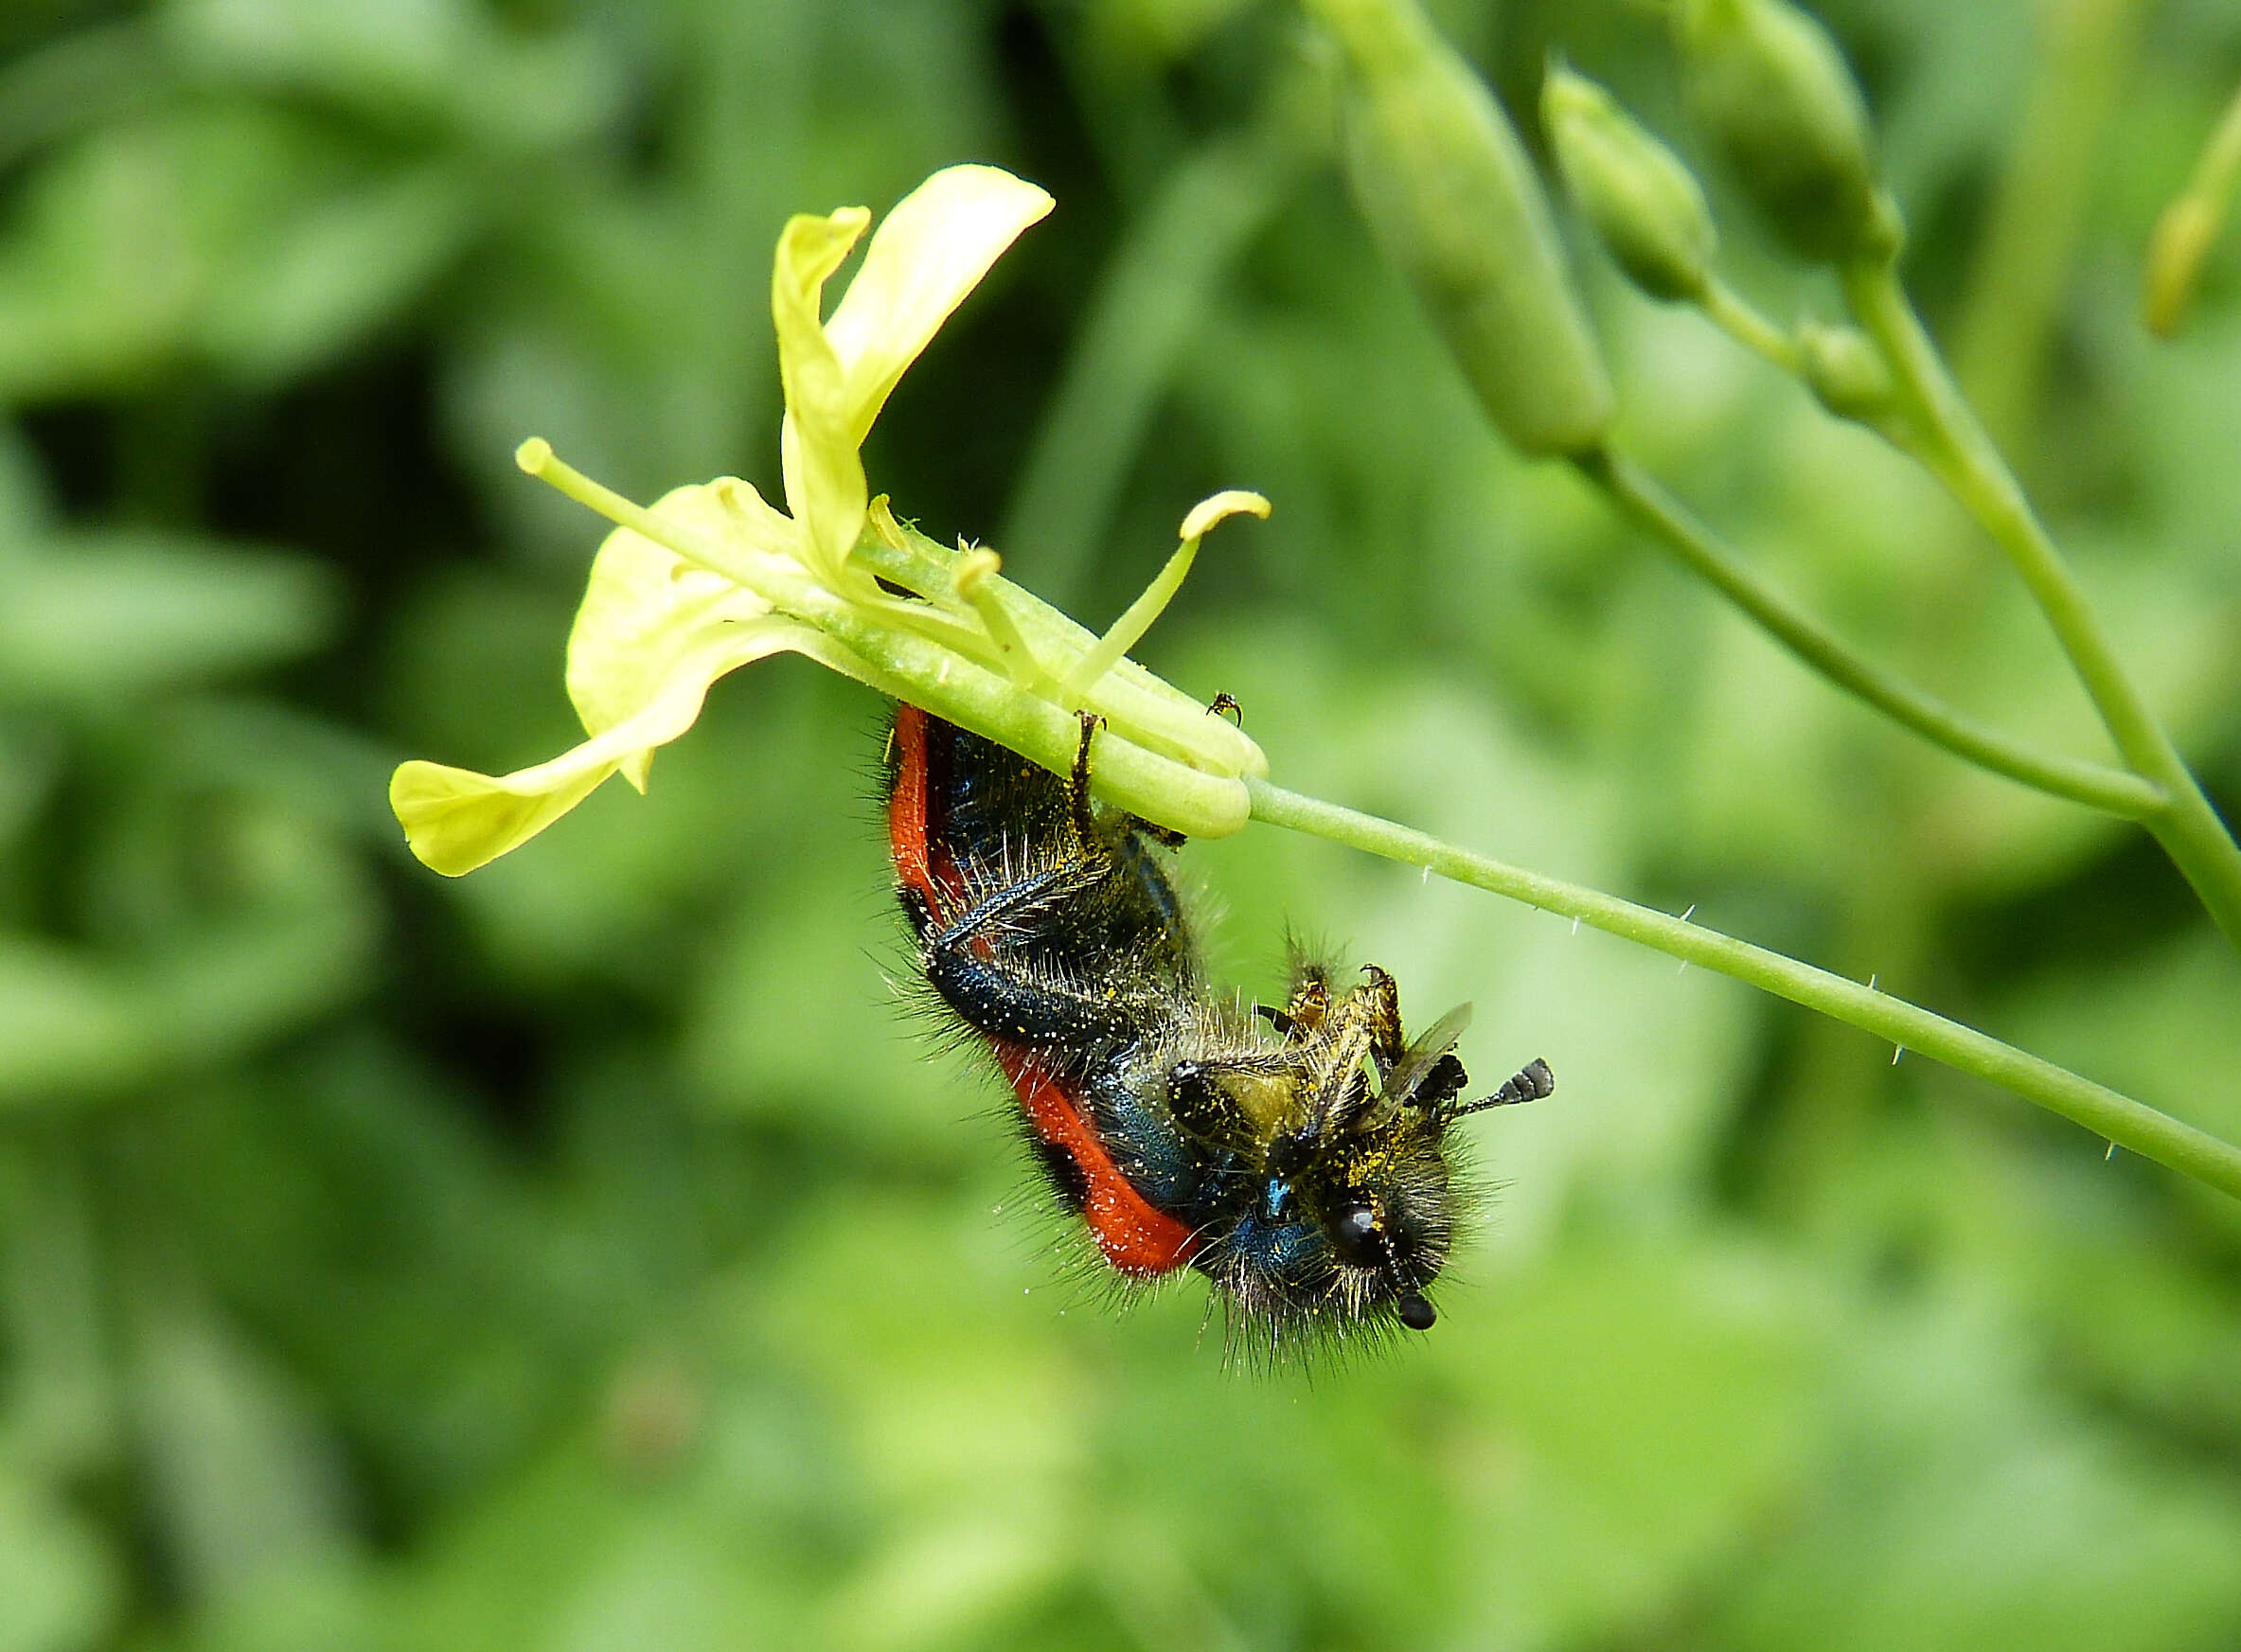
1446;1057;1555;1121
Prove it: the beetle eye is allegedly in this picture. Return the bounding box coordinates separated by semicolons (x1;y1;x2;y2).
1328;1200;1381;1267
1329;1198;1436;1327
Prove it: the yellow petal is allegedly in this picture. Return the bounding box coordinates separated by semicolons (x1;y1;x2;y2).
776;407;865;590
390;755;622;879
773;206;873;583
565;478;791;786
772;207;869;416
392;615;828;876
823;165;1055;441
772;169;1050;584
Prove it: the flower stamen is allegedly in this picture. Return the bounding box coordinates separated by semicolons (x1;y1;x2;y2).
954;549;1060;695
1061;489;1271;705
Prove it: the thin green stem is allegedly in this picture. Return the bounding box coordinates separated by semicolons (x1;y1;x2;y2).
1842;262;2241;953
1698;277;1800;374
1243;776;2241;1201
1578;447;2164;819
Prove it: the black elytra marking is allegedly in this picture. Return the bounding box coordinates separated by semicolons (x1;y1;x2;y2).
1029;1133;1092;1213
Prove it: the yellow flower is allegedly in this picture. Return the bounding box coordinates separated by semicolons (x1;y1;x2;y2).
390;165;1268;877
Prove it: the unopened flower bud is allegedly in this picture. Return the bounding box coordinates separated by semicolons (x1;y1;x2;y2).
2143;195;2219;339
1671;0;1899;264
1798;320;1893;419
1543;65;1716;303
1307;0;1612;455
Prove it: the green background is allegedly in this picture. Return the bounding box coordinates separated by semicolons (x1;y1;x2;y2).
4;0;2241;1647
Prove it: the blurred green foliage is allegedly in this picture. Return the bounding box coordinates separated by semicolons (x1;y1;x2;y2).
3;1;2241;1649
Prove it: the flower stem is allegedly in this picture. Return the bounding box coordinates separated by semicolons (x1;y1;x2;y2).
1577;447;2163;818
1841;262;2241;953
1243;776;2241;1200
1699;276;1800;373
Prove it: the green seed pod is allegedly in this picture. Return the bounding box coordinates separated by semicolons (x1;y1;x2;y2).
1797;320;1894;419
1671;0;1900;265
1543;65;1716;303
1307;0;1613;456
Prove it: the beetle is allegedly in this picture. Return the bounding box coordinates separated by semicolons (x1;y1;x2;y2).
886;702;1553;1355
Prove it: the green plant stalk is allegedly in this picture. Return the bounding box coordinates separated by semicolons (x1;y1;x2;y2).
1699;275;1800;372
1576;448;2163;818
1243;776;2241;1200
1841;262;2241;953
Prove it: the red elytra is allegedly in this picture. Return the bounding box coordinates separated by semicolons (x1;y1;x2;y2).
886;703;1198;1277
